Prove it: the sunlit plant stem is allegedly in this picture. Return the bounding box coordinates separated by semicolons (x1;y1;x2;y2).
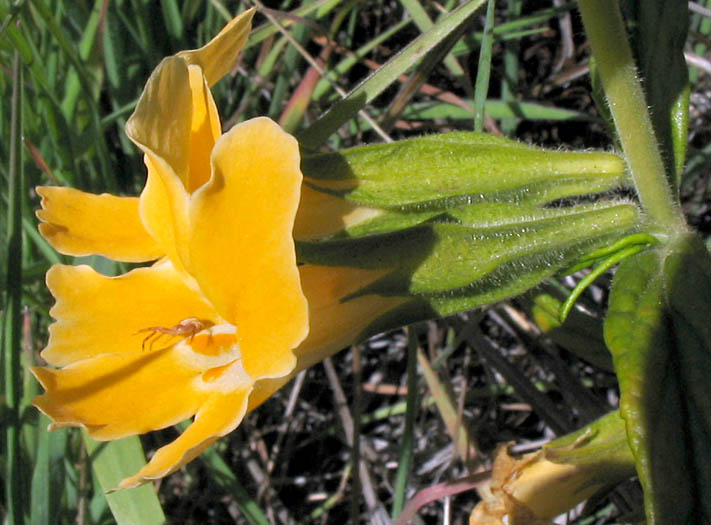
577;0;686;233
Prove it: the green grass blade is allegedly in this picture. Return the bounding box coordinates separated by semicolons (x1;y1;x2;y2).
297;0;486;149
473;0;496;131
30;419;68;525
500;0;522;134
4;50;25;525
398;0;467;81
161;0;184;40
23;217;62;266
29;0;115;192
199;447;270;525
312;18;412;102
60;0;103;119
175;421;269;524
398;99;593;121
391;328;420;518
381;20;471;132
246;0;344;49
84;435;166;524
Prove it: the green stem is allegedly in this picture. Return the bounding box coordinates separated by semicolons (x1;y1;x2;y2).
4;50;24;525
577;0;685;232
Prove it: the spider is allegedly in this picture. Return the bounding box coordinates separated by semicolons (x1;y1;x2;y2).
136;317;214;351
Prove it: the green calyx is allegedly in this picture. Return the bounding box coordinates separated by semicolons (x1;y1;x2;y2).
298;200;641;313
301;132;628;210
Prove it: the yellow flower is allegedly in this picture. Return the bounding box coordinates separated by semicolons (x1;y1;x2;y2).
32;10;404;489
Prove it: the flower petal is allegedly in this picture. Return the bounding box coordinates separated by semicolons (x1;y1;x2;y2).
138;153;191;273
32;349;211;440
126;56;192;185
127;57;223;270
177;9;255;87
294;184;383;241
188;118;308;379
186;65;221;193
295;265;405;367
248;264;408;410
42;261;220;367
127;56;193;267
117;388;251;489
36;186;163;262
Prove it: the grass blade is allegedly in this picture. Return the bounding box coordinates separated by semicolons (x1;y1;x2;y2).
473;0;496;131
500;0;522;134
4;50;25;525
161;0;184;40
398;0;468;82
297;0;486;149
391;328;420;518
174;420;270;525
30;419;68;525
198;447;270;525
60;0;104;119
84;435;166;525
417;349;478;471
398;99;593;121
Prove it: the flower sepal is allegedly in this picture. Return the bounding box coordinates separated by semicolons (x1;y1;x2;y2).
297;200;641;316
301;132;629;211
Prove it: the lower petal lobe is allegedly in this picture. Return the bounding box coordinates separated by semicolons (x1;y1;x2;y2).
42;261;219;367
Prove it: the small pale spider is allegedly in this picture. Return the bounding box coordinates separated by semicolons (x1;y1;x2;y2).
136;317;214;351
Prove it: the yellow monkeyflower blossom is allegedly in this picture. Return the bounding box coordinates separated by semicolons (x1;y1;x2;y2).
32;10;405;489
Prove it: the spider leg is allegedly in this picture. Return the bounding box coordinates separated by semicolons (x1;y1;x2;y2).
142;331;157;351
143;331;169;351
141;331;153;351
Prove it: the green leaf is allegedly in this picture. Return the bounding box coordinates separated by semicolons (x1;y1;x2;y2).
634;1;690;193
84;435;166;524
302;132;628;209
604;233;711;523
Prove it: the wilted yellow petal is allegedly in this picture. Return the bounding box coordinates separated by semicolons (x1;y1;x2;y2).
470;415;636;525
41;261;220;367
36;186;163;262
118;387;251;489
177;8;255;87
188;117;308;380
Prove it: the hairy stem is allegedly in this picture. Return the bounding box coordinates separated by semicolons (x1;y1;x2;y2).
578;0;685;233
